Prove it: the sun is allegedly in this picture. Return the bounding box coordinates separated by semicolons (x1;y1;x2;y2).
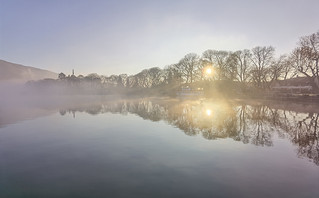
206;68;212;75
206;109;212;116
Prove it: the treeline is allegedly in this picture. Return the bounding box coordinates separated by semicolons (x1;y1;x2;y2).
28;31;319;95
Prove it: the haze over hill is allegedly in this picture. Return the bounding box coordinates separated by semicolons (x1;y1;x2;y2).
0;60;57;83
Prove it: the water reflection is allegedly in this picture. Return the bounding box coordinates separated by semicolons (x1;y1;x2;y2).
59;99;319;165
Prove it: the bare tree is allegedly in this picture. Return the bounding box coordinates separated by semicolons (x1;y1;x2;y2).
202;49;215;64
148;67;164;87
290;31;319;78
163;64;182;85
201;50;215;80
224;54;238;81
232;50;252;83
176;53;200;83
268;55;289;83
281;56;296;80
58;72;66;80
134;69;150;88
202;50;231;80
250;46;275;88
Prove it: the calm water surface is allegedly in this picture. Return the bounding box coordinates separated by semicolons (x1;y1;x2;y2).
0;98;318;198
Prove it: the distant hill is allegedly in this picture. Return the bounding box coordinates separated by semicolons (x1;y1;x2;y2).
0;60;57;83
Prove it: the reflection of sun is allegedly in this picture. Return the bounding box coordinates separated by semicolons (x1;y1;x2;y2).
206;68;212;75
206;109;212;116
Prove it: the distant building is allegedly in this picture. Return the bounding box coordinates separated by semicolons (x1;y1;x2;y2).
177;85;204;97
270;77;318;94
71;69;75;77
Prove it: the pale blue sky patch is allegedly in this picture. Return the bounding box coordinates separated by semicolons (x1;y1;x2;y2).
1;0;318;75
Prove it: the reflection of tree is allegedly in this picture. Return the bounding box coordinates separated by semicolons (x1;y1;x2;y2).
59;109;66;116
59;99;319;165
249;105;273;147
237;105;250;144
86;105;102;115
293;113;319;165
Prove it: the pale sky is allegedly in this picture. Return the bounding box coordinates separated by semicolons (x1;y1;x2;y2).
1;0;318;76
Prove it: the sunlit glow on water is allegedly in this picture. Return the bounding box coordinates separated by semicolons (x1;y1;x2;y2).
0;98;318;198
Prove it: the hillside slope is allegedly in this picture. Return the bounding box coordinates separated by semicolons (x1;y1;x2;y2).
0;60;57;83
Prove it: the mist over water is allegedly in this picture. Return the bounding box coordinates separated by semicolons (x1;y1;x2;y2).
1;1;319;196
0;94;318;198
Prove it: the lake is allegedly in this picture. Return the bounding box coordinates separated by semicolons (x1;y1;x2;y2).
0;97;318;198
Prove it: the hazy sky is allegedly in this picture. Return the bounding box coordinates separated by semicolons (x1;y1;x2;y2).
1;0;318;75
